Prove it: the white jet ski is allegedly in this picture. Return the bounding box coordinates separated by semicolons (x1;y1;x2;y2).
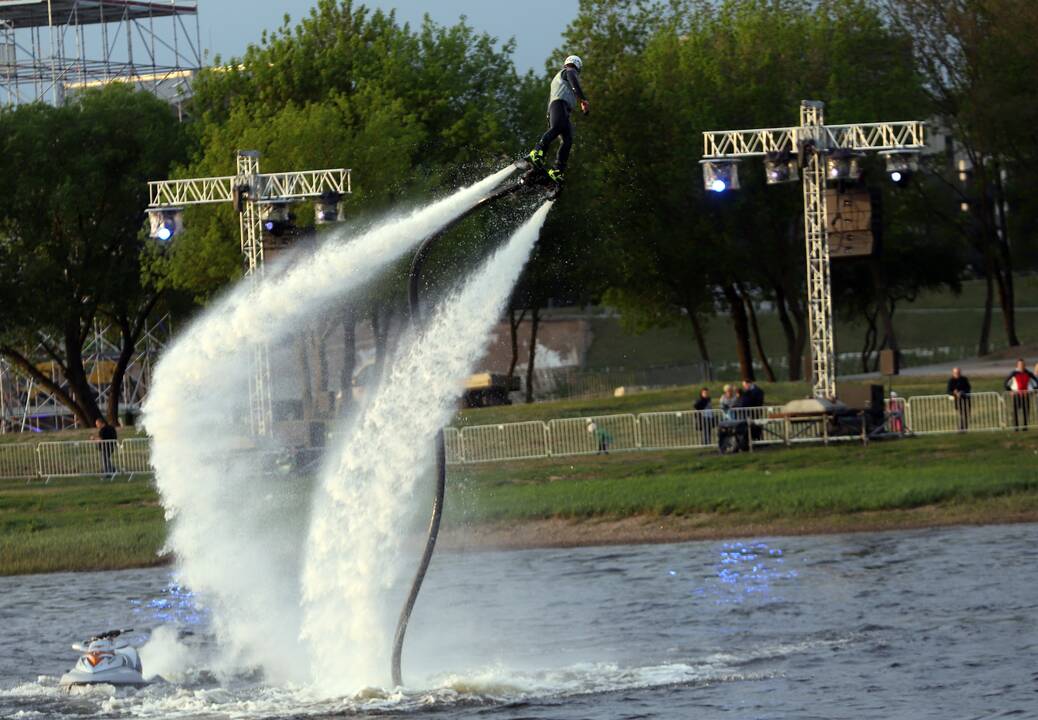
60;628;147;688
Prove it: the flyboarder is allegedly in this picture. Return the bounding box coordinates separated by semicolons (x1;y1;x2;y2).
528;55;590;184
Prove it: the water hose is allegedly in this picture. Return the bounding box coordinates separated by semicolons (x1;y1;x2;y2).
390;163;544;686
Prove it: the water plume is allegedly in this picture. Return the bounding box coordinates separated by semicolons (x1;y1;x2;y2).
301;201;554;695
143;166;518;682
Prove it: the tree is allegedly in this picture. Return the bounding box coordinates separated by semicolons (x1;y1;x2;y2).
0;85;187;425
888;0;1038;349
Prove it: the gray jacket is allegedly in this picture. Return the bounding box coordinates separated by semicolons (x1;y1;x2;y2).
548;67;587;114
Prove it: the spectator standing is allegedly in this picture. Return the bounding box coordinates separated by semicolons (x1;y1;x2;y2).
1004;359;1038;431
693;387;713;445
740;379;765;408
719;384;736;420
888;391;905;434
946;367;972;432
94;418;117;475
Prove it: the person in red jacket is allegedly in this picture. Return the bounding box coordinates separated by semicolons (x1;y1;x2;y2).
1004;358;1038;430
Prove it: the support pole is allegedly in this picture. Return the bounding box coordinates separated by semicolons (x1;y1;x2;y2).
800;101;835;399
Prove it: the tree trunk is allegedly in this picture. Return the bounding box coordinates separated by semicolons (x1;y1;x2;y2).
978;257;994;357
861;307;879;374
340;305;356;414
524;306;541;404
773;283;801;381
106;294;162;425
992;161;1020;346
721;284;755;381
0;345;89;426
868;257;899;355
740;284;775;383
63;322;102;424
506;306;527;381
688;311;712;380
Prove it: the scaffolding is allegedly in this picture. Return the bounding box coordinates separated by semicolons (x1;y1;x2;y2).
0;315;172;433
0;0;200;107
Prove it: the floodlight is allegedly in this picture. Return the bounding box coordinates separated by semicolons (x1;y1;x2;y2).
825;149;864;182
880;149;919;187
261;202;294;238
764;151;799;185
147;208;183;243
315;191;344;224
700;159;741;193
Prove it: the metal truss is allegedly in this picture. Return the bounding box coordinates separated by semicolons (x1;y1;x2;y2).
148;169;352;208
149;151;352;437
703;120;926;159
0;1;201;107
0;315;172;433
703;101;927;399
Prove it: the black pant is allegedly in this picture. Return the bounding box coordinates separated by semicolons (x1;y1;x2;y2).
955;397;970;431
536;100;573;171
1012;394;1030;430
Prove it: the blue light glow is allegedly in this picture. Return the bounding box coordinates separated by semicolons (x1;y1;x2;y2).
890;171;903;183
156;224;174;242
710;179;727;193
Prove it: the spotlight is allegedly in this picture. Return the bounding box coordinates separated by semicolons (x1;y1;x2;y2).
315;191;343;224
147;208;184;243
825;149;864;182
261;202;295;239
880;149;919;187
764;151;799;185
700;159;741;193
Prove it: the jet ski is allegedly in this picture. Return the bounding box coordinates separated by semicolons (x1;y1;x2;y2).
60;628;147;688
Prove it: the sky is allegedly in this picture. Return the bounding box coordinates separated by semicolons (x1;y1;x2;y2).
196;0;581;73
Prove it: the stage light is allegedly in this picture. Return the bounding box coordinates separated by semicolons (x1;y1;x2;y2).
147;208;183;243
764;151;799;185
315;191;343;224
825;149;864;182
881;149;919;187
700;159;741;193
261;202;295;239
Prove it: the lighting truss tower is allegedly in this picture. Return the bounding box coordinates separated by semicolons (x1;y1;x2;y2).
148;151;352;436
702;100;926;399
0;1;201;108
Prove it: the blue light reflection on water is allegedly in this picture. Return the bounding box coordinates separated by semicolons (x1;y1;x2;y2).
128;577;209;627
670;541;799;606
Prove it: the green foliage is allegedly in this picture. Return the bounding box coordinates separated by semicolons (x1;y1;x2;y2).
169;0;528;302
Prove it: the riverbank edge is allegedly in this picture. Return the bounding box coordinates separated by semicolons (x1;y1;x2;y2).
4;497;1037;575
437;497;1038;551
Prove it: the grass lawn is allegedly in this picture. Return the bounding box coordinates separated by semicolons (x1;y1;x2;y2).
3;431;1037;575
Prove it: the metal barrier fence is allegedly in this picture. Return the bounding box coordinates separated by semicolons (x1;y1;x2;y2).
3;392;1038;480
905;392;1006;435
0;443;38;479
459;421;549;464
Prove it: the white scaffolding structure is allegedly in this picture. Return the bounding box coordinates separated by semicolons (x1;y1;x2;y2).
148;151;352;437
0;314;171;433
702;100;926;399
0;0;201;108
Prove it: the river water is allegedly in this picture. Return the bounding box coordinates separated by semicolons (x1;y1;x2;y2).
1;523;1035;719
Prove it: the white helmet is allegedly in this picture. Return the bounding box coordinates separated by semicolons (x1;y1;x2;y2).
564;55;583;71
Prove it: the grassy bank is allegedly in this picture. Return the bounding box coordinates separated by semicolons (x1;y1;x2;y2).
3;432;1037;575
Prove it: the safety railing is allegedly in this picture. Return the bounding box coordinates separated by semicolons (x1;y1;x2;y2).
5;391;1038;480
546;414;640;456
459;421;549;464
905;392;1006;435
0;443;39;479
1005;390;1038;431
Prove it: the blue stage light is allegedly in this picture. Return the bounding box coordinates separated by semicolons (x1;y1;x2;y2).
710;179;727;193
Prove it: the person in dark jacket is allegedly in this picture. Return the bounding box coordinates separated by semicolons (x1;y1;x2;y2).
94;418;118;475
947;366;972;431
1005;358;1038;430
527;55;589;184
693;387;713;445
739;380;765;408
